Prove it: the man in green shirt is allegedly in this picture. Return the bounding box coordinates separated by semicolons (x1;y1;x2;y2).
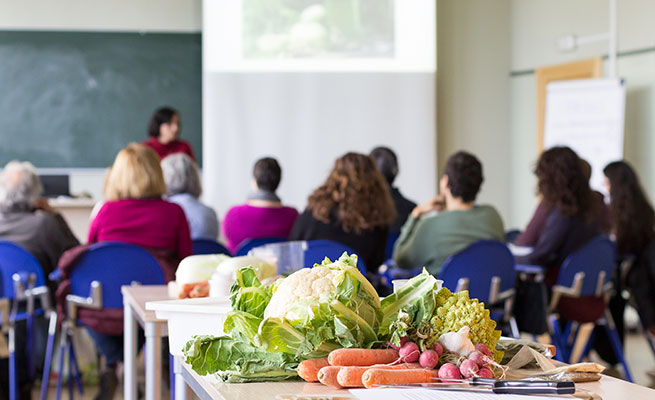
393;151;505;276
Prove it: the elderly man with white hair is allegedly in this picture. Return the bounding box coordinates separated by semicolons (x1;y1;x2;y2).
161;153;219;240
0;160;79;276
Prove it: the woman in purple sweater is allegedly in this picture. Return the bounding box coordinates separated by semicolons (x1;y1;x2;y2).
222;157;298;253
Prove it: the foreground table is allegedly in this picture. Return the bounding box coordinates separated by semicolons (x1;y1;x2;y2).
122;285;171;400
173;356;655;400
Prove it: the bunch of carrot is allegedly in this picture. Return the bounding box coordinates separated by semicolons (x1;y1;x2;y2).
298;348;441;389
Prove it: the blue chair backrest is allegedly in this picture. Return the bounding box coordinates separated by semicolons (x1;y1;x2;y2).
235;237;287;256
68;242;165;309
0;240;46;299
439;240;515;303
557;236;615;297
385;232;400;260
192;239;230;256
304;240;367;275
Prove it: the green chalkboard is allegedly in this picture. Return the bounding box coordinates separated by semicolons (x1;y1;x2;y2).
0;31;202;168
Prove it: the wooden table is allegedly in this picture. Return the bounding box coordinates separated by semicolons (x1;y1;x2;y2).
122;285;171;400
173;354;655;400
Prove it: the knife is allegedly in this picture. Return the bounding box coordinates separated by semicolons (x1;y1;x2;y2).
375;378;576;395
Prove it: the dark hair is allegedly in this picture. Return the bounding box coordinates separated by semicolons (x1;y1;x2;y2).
604;161;655;254
370;146;398;185
253;157;282;192
148;106;178;138
535;146;593;217
443;151;483;203
307;152;396;234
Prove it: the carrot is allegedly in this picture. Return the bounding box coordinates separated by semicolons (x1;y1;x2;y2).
337;363;421;388
298;358;330;382
361;368;440;388
317;366;342;388
327;348;399;366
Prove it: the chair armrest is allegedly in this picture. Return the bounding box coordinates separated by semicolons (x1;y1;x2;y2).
48;270;62;282
66;281;102;323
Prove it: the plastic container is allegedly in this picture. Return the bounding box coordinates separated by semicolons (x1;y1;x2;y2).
146;297;232;355
249;241;306;275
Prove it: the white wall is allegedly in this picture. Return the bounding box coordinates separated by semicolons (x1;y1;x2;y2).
508;0;655;228
436;0;512;223
0;0;201;31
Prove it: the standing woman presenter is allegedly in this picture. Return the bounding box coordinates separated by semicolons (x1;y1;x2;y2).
142;106;196;160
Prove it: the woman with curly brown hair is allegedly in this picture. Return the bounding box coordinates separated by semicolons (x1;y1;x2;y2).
289;152;396;274
515;146;601;284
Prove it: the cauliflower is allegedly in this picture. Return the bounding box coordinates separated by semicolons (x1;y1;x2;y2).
176;254;230;284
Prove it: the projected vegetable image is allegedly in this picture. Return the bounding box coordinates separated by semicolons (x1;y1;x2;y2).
243;0;395;59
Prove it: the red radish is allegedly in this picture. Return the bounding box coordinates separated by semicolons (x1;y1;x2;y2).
475;343;491;356
419;350;439;369
389;336;410;350
433;342;443;358
399;342;420;363
467;351;485;368
477;367;494;378
437;363;462;380
459;359;479;379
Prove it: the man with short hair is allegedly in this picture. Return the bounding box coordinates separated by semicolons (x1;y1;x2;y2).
393;151;505;276
370;146;417;234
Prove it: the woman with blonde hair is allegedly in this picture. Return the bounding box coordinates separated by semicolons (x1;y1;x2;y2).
289;152;396;274
86;143;192;399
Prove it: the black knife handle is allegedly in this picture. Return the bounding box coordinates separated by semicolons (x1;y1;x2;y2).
492;380;576;395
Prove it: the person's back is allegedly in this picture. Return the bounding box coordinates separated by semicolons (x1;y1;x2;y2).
169;193;219;240
393;151;504;276
224;204;298;252
370;147;417;234
394;205;504;275
222;157;298;253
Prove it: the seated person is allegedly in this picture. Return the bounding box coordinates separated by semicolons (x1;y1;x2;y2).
515;158;609;246
515;147;601;285
393;151;505;276
222;157;298;253
289;152;396;274
0;161;79;398
370;146;417;234
142;106;196;161
86;143;192;399
161;153;219;240
0;160;79;277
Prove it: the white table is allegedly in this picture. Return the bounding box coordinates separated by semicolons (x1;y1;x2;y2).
122;285;171;400
173;355;655;400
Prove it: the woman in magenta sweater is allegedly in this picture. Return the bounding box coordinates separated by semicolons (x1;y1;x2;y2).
222;157;298;253
87;143;192;398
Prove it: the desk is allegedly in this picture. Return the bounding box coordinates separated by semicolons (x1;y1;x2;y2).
122;285;171;400
50;198;96;242
173;355;655;400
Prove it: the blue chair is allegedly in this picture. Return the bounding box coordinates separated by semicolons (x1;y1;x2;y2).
439;240;519;338
235;237;287;256
384;232;400;261
546;236;632;381
192;239;230;255
304;240;367;275
42;242;166;400
0;240;52;400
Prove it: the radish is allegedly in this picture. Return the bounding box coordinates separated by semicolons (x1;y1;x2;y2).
399;342;420;363
474;343;491;357
388;336;409;350
459;359;479;379
433;342;443;358
437;363;462;380
419;350;439;369
467;351;485;368
477;367;494;378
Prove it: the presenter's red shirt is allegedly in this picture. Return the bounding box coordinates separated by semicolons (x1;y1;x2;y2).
142;137;196;161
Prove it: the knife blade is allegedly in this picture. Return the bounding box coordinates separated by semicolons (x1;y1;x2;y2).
375;379;576;395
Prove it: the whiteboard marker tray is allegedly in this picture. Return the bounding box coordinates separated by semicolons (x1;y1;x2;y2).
146;296;232;355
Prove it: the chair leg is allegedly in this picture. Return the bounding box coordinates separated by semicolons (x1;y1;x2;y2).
68;338;83;395
67;340;74;400
40;312;58;400
509;317;520;339
170;353;175;400
548;314;566;362
604;311;633;383
55;327;68;400
577;327;596;363
9;325;17;400
26;314;35;381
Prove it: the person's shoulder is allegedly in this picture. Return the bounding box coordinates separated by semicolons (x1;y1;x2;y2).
281;205;299;216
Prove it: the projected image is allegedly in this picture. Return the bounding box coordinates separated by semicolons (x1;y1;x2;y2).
243;0;395;59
